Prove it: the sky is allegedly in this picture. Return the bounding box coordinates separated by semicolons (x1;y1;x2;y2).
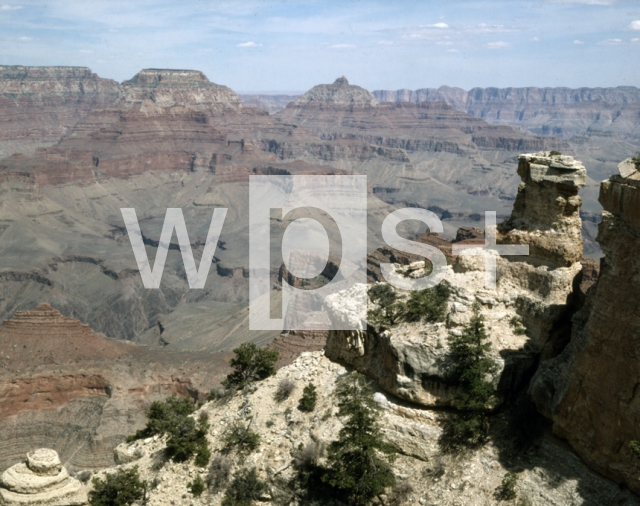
1;0;639;92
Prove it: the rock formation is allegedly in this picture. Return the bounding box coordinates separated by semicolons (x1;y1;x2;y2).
120;69;241;109
291;76;377;106
324;151;586;406
531;156;640;494
0;449;87;506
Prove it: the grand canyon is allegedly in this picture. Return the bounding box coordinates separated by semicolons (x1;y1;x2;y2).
1;16;640;504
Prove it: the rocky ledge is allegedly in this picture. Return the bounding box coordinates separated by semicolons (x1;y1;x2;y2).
0;449;87;506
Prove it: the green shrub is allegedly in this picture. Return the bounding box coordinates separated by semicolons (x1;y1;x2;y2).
494;472;519;501
322;374;396;505
165;416;210;466
222;467;267;506
630;440;640;458
631;151;640;170
188;475;206;497
508;316;527;336
223;422;261;455
367;283;450;327
549;150;562;156
127;395;195;442
222;343;279;391
443;302;498;450
298;383;318;413
89;466;146;506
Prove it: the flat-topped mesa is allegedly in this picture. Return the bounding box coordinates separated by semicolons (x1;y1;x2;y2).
291;76;378;107
0;65;94;80
497;151;586;267
0;448;87;506
120;68;241;108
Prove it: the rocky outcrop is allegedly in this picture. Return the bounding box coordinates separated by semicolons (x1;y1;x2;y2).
120;69;241;109
325;152;586;406
0;449;87;506
530;157;640;494
96;351;640;506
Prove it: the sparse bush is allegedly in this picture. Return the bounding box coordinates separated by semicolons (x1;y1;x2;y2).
322;374;397;505
188;475;206;497
198;410;210;422
298;383;318;412
265;420;275;428
630;440;640;458
127;395;195;442
443;302;498;450
509;316;527;336
75;470;92;484
207;386;228;402
207;454;233;492
632;152;640;170
89;466;146;506
221;467;267;506
223;421;261;455
549;150;562;156
293;441;325;473
494;472;519;501
274;378;296;402
222;343;279;391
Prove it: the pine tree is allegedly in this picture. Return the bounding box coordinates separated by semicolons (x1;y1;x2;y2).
445;302;498;449
322;374;396;505
297;383;317;412
222;343;279;391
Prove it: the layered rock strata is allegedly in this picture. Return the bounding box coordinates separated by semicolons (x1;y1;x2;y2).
0;449;87;506
531;157;640;494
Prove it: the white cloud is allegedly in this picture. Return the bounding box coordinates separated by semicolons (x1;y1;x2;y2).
530;36;540;42
573;39;585;44
628;20;640;31
329;44;355;49
429;22;449;29
16;36;31;41
598;38;623;44
0;4;22;10
631;38;640;43
486;41;510;49
237;41;261;47
447;48;459;53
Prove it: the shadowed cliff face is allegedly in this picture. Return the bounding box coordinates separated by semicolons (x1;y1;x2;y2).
531;158;640;494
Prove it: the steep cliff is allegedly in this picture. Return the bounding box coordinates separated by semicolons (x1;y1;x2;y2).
0;66;119;158
531;157;640;494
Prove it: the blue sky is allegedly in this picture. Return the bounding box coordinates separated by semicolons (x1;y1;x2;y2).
1;0;639;92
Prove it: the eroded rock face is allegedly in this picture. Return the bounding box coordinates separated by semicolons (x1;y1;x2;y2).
0;449;87;506
325;152;586;407
498;152;586;267
531;163;640;494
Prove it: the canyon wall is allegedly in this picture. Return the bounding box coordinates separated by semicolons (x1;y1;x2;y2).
531;158;640;494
